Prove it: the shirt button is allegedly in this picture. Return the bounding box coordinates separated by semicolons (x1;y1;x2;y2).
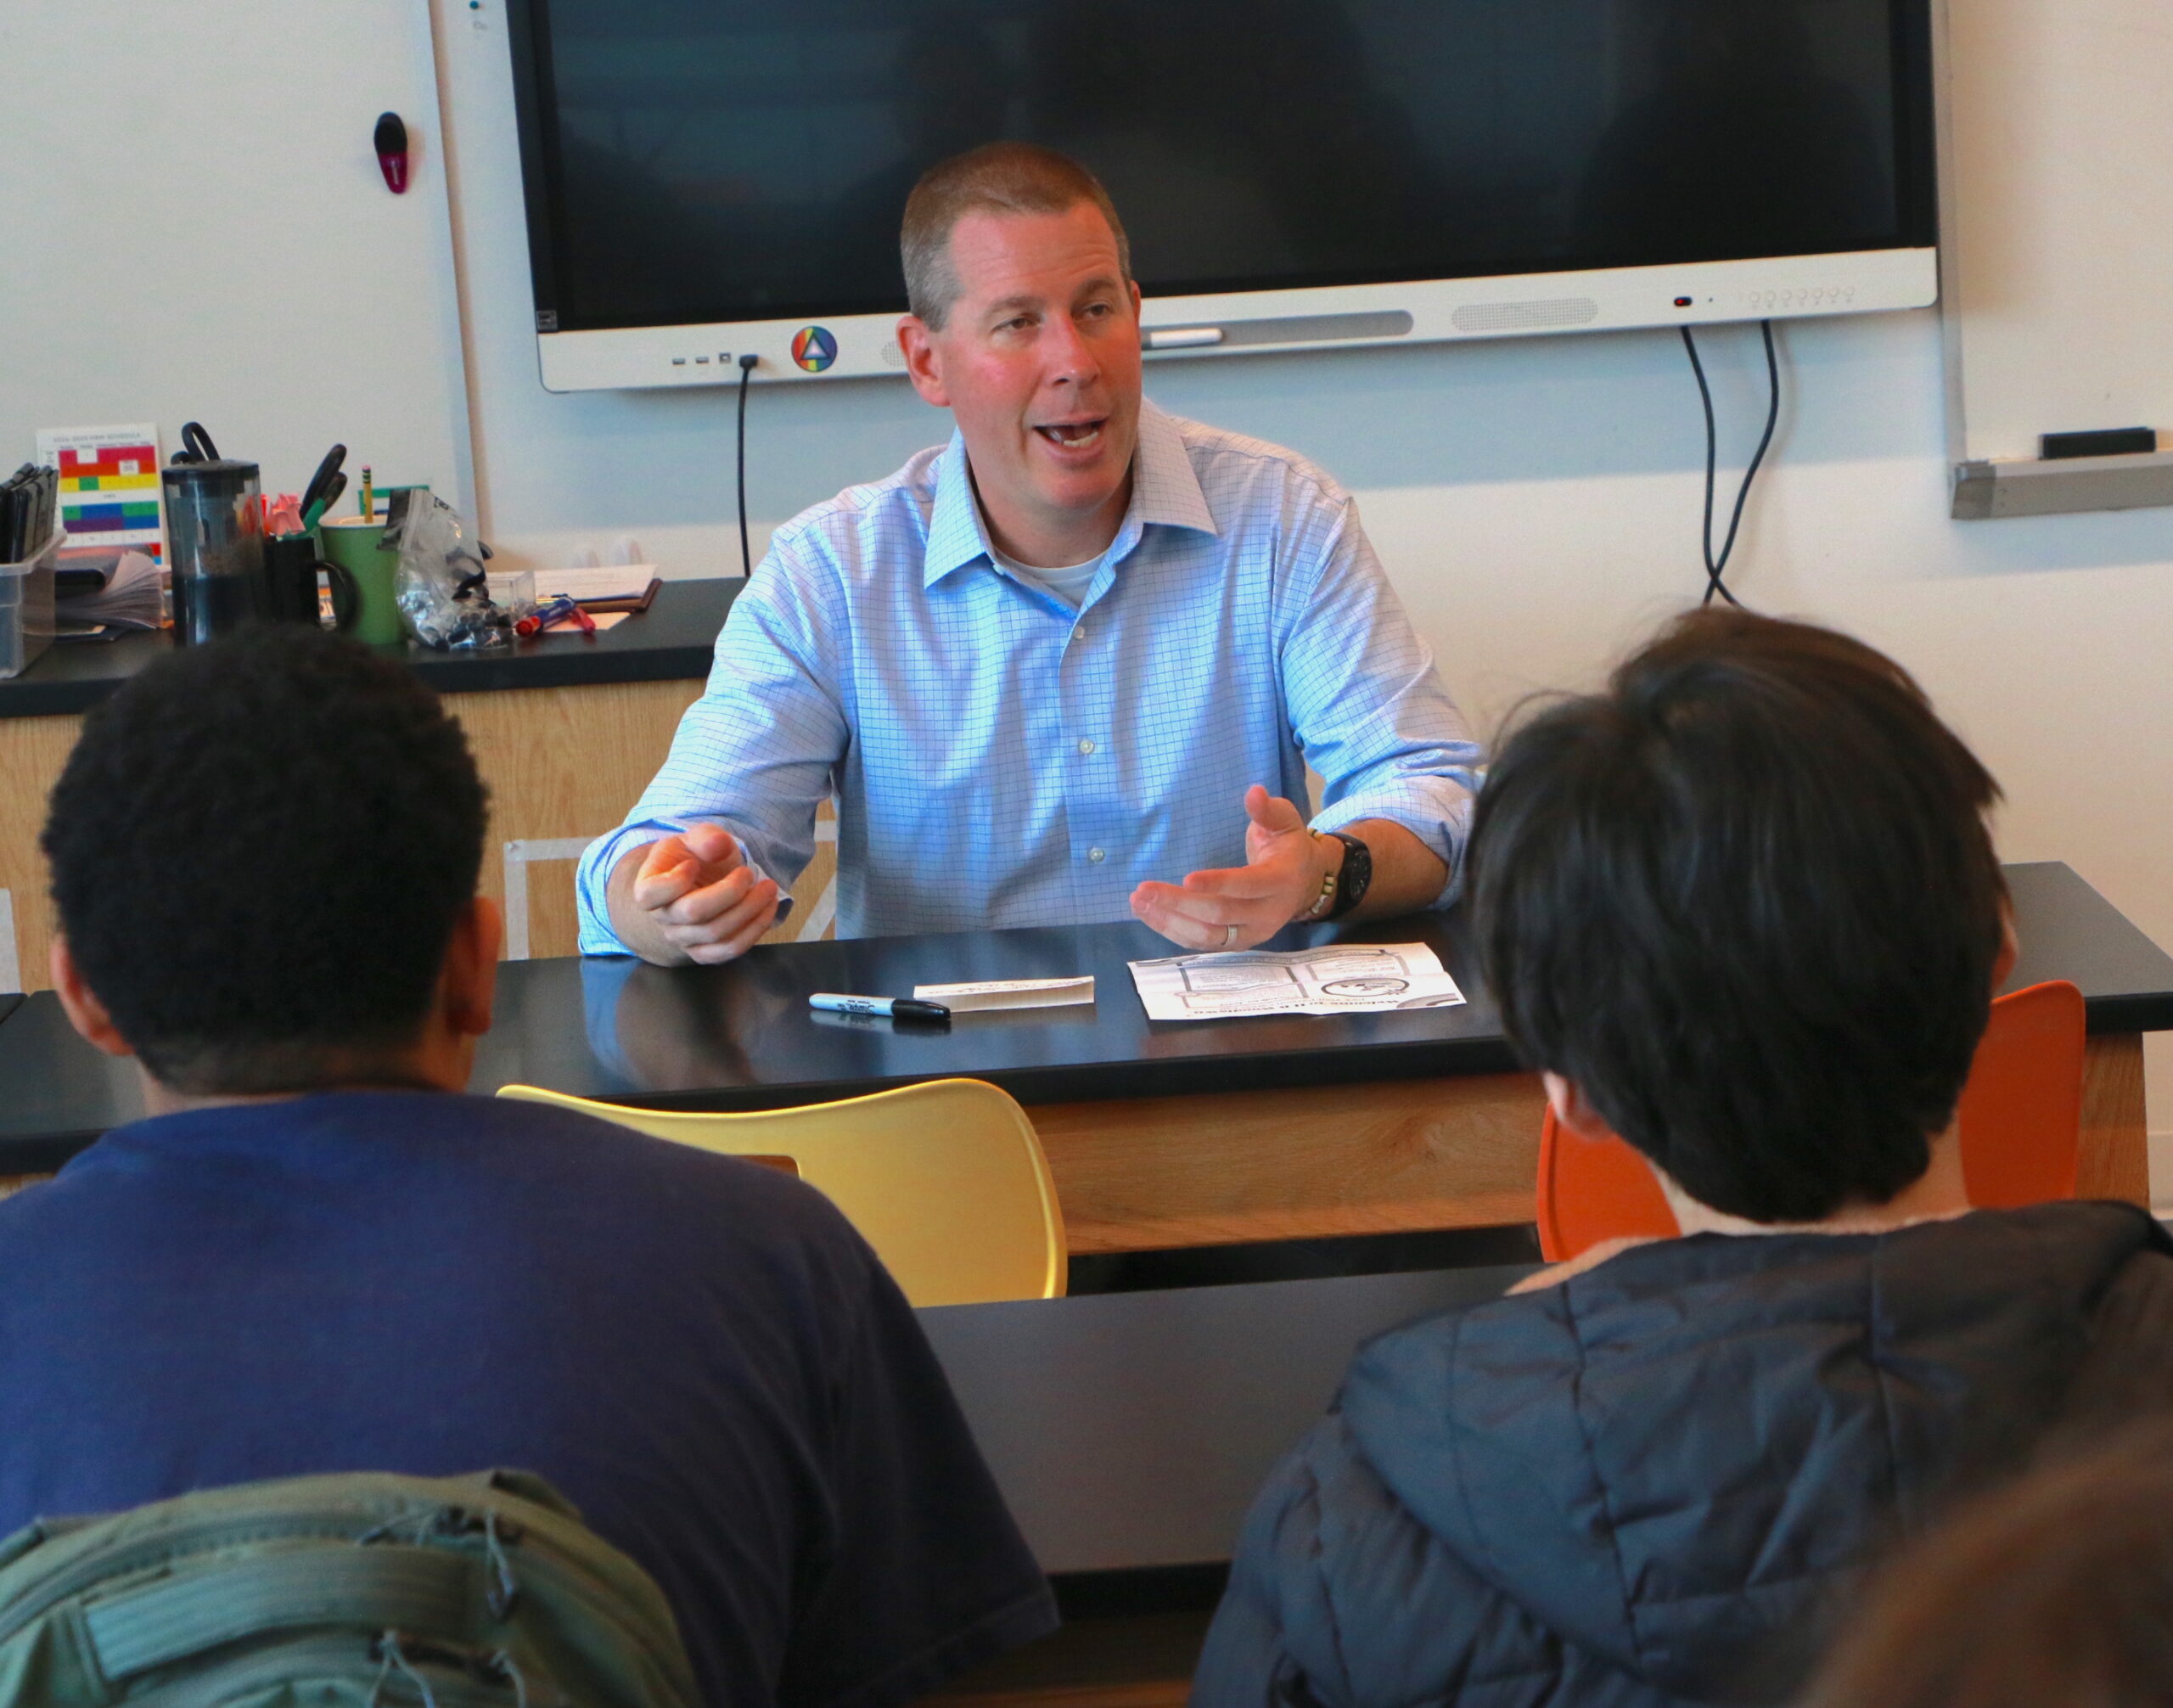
1077;738;1097;756
1087;847;1106;863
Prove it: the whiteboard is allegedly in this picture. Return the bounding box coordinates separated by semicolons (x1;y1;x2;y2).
0;0;471;515
1942;0;2173;468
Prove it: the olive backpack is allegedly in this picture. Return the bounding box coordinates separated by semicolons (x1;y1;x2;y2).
0;1468;700;1706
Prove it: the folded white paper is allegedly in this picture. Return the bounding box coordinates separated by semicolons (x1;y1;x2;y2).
1128;943;1465;1021
913;975;1097;1013
531;565;658;603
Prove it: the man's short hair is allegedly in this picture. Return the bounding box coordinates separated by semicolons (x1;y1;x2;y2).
901;142;1132;330
43;628;487;1094
1468;610;2007;1223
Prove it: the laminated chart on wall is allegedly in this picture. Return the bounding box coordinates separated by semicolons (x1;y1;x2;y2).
1128;943;1467;1022
35;424;165;562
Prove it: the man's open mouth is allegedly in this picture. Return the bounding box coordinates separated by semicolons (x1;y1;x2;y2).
1035;421;1104;450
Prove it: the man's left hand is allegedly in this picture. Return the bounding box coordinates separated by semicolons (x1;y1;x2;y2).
1130;784;1336;952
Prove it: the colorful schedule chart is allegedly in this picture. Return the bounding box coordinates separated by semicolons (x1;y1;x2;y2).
36;424;165;561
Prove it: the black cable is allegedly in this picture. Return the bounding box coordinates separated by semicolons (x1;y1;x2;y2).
1680;319;1781;609
736;353;759;578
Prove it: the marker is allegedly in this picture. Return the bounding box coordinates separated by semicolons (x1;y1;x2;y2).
808;992;951;1023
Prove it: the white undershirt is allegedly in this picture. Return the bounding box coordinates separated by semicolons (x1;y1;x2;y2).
990;543;1105;610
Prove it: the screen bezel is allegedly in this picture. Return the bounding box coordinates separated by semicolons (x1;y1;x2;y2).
504;0;1940;385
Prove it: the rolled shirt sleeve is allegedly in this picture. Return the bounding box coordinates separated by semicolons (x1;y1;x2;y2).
576;548;851;955
1279;493;1482;905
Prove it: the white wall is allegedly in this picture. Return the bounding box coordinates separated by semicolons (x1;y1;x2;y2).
0;1;471;517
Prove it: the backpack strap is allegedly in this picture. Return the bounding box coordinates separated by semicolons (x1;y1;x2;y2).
83;1547;477;1682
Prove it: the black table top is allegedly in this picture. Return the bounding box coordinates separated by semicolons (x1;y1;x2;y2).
0;578;739;718
470;907;1513;1112
2;862;2167;1175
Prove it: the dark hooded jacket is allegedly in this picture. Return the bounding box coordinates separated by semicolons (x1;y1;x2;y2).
1193;1204;2173;1708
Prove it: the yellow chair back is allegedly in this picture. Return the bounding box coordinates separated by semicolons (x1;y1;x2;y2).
496;1078;1066;1306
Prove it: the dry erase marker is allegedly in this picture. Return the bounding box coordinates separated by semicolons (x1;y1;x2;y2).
808;992;951;1023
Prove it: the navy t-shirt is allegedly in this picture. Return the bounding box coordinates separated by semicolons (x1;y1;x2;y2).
0;1092;1056;1708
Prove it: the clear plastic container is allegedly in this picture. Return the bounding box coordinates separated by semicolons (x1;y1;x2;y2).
0;528;61;680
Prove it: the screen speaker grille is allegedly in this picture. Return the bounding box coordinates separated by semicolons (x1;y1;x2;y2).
1452;298;1601;333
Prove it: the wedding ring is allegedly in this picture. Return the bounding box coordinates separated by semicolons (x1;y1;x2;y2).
1223;924;1241;949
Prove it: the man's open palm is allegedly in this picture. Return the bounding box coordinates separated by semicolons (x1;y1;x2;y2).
1130;784;1327;952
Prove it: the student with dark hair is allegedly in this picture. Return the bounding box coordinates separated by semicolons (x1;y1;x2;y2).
1193;609;2173;1708
4;629;1056;1708
1805;1414;2173;1708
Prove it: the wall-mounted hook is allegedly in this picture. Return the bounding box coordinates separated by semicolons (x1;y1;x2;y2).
374;112;409;194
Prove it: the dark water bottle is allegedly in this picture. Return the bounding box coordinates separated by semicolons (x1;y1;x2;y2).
162;458;265;645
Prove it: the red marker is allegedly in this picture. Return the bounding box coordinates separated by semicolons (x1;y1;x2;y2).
374;112;409;194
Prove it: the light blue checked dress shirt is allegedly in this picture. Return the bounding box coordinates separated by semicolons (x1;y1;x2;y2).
576;402;1482;951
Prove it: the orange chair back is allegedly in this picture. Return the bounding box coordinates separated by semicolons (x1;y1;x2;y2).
1535;980;2087;1261
1535;1101;1677;1261
1955;979;2086;1206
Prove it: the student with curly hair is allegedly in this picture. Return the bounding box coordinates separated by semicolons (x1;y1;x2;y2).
5;628;1055;1708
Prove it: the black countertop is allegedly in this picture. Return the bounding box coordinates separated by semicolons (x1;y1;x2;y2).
2;862;2168;1175
0;578;739;717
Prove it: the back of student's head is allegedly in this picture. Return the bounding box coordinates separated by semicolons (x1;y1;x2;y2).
1468;609;2005;1223
43;628;487;1094
1803;1415;2173;1708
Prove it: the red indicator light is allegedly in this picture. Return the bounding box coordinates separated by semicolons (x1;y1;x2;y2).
1674;295;1693;308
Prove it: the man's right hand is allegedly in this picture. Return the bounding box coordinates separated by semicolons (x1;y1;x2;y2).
608;824;782;966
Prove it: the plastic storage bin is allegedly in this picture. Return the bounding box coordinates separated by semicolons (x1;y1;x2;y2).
0;528;62;680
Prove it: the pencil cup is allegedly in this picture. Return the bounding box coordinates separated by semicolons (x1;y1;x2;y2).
317;515;403;645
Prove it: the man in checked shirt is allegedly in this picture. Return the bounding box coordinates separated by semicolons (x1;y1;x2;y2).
578;143;1481;964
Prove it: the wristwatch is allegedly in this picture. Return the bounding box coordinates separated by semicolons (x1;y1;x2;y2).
1324;831;1373;919
1300;829;1373;923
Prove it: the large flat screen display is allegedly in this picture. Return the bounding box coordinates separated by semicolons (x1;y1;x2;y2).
507;0;1938;390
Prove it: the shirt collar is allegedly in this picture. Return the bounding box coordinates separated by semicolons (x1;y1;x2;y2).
924;398;1219;589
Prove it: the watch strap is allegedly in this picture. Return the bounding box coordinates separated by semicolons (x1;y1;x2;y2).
1325;831;1372;919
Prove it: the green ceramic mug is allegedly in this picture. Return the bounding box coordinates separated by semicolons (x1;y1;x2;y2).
317;515;404;645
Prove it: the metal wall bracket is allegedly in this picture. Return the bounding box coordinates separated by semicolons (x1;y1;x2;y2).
1951;451;2173;520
